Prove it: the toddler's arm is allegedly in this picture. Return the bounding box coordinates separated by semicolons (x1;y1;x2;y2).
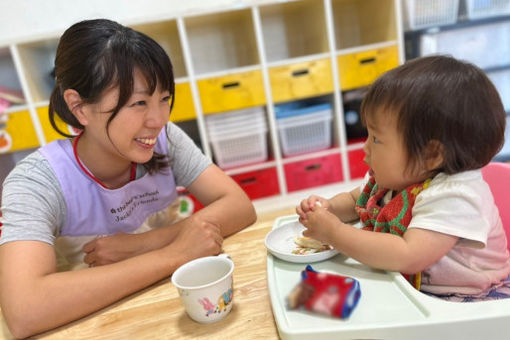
301;207;458;274
327;187;361;223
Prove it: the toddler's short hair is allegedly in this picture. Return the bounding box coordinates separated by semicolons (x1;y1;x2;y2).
361;55;506;174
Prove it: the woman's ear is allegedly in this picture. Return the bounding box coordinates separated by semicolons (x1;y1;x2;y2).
63;89;88;126
425;140;444;171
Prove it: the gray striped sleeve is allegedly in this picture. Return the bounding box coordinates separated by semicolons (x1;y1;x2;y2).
0;151;66;245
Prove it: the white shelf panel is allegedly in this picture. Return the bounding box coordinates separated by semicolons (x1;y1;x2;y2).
16;39;58;103
130;20;188;79
332;0;398;49
259;0;329;62
185;9;260;74
0;47;24;95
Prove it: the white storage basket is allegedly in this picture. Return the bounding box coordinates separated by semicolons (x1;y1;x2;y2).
205;106;269;168
419;20;510;69
403;0;459;30
276;106;332;156
466;0;510;19
209;128;268;169
205;107;266;133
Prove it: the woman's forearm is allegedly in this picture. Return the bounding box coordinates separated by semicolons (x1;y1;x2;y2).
192;191;256;238
3;216;225;339
1;242;186;339
136;189;255;252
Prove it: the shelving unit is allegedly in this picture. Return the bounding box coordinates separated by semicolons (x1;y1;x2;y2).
0;0;404;212
403;0;510;162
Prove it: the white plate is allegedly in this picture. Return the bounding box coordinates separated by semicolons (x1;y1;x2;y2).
264;216;339;263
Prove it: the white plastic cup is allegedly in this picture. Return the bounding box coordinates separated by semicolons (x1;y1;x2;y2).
171;254;234;323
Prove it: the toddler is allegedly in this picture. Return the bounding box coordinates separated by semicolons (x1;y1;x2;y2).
297;55;510;301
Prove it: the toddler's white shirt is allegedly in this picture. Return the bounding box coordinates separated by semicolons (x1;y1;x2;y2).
409;170;510;295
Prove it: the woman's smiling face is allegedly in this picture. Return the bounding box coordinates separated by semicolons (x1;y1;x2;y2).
83;68;171;165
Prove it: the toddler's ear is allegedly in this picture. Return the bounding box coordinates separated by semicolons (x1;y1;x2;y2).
424;140;444;171
63;89;88;126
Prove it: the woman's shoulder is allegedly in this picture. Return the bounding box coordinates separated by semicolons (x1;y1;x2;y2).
165;121;188;140
163;122;194;154
163;122;212;187
4;150;58;188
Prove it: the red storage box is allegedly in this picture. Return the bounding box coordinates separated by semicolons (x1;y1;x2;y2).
231;167;280;200
348;148;369;179
284;154;343;192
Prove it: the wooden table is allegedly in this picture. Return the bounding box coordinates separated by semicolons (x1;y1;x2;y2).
0;207;296;340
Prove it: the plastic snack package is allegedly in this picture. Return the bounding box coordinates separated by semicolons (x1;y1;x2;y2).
287;265;361;318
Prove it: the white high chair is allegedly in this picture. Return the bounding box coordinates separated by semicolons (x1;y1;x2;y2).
267;162;510;340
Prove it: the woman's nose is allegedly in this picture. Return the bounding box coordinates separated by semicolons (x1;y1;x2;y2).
146;104;169;128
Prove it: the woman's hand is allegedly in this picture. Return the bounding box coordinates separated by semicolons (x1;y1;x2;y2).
165;214;223;263
83;233;146;266
82;213;224;266
296;195;329;221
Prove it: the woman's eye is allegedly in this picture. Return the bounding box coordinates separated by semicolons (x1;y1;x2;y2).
131;100;146;107
161;96;171;103
372;136;380;144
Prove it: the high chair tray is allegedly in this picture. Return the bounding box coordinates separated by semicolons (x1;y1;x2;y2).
267;215;510;340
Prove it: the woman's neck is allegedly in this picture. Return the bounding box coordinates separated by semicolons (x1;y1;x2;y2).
73;133;134;189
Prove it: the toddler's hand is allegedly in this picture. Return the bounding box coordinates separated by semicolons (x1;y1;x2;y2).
296;195;329;222
300;207;337;245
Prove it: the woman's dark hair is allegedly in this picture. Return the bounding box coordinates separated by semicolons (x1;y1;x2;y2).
49;18;175;174
361;55;506;175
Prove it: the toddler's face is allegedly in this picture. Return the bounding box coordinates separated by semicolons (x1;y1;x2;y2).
362;110;425;191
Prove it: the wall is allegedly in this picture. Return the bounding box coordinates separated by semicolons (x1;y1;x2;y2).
0;0;275;45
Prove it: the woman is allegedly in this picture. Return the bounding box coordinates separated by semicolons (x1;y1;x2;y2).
0;18;256;338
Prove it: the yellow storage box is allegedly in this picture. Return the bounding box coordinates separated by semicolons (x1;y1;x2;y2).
269;58;334;103
170;82;196;122
337;45;399;91
198;70;266;114
1;110;39;153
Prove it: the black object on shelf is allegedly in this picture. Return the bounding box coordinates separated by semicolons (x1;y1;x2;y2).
342;89;367;140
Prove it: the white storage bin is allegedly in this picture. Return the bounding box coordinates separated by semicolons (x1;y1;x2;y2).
205;107;266;134
205;106;269;168
209;128;268;169
487;69;510;112
403;0;459;30
419;20;510;69
275;102;332;156
466;0;510;20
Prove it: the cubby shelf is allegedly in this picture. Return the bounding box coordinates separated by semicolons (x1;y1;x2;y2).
402;0;510;162
0;0;405;211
